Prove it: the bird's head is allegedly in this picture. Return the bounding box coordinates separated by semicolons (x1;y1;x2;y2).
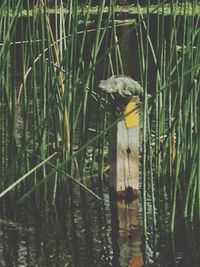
99;77;117;94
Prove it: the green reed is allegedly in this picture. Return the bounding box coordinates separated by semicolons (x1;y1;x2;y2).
0;0;125;204
0;0;200;240
136;0;200;233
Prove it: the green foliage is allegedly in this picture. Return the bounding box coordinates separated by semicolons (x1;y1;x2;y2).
0;0;123;202
0;0;200;241
136;0;200;235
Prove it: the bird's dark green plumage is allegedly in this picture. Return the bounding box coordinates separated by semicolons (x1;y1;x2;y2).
99;76;143;97
99;76;143;115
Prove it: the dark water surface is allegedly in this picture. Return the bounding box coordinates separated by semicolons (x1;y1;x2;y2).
1;182;200;267
0;184;141;267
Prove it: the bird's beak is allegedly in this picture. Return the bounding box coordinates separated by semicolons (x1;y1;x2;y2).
99;80;107;90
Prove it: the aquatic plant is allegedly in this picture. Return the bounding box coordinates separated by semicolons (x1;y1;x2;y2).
0;0;199;257
136;0;200;236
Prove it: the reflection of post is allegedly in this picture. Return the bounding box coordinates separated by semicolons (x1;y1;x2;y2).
117;200;143;267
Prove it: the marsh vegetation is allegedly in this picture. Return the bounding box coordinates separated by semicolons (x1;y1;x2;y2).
0;0;200;266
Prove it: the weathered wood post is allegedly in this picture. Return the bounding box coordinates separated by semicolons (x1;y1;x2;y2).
111;98;140;195
99;76;143;266
99;76;142;200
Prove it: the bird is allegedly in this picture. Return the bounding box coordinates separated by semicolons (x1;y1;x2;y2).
99;76;143;97
99;76;143;113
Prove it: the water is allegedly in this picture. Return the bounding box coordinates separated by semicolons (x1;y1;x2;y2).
0;184;142;267
1;182;199;267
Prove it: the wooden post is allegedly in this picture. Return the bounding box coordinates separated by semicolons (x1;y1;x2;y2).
109;97;140;197
116;120;139;191
111;98;142;266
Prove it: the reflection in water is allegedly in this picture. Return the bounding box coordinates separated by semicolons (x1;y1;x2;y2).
117;201;143;267
0;185;114;267
0;183;142;267
110;193;142;267
0;182;200;266
143;209;200;267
